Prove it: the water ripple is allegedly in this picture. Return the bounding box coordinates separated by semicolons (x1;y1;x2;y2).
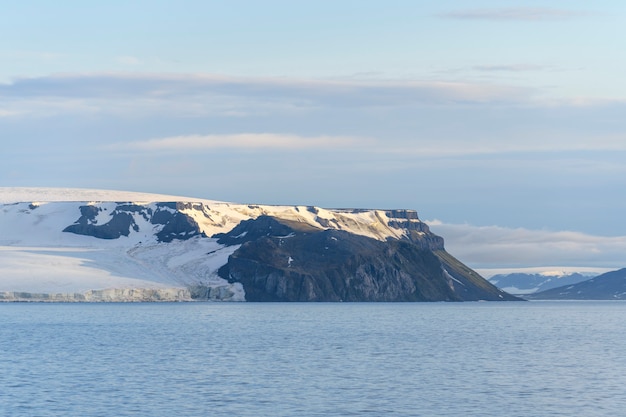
1;301;626;416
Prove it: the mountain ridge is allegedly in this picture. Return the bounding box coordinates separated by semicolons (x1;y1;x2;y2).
488;272;596;295
527;268;626;300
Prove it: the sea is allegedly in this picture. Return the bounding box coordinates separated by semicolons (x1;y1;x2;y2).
1;301;625;417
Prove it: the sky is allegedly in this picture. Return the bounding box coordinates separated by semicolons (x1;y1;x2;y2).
2;0;626;274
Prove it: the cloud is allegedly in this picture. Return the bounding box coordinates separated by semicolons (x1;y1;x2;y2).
426;220;626;273
440;8;589;21
108;133;365;152
3;73;626;161
5;72;624;123
107;123;626;158
0;72;532;107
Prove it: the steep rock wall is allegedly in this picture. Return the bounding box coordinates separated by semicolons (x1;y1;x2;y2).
217;216;519;302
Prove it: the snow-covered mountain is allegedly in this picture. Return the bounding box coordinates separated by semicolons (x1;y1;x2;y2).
0;187;518;302
527;268;626;300
488;271;597;295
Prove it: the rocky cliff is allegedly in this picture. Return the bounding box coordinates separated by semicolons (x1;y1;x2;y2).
215;214;518;302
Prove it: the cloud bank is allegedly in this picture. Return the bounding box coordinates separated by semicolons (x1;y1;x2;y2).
427;220;626;274
0;73;532;107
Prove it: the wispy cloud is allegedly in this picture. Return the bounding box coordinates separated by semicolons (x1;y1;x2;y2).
109;133;365;152
426;220;626;273
106;131;626;159
440;8;589;21
0;73;532;107
5;72;622;120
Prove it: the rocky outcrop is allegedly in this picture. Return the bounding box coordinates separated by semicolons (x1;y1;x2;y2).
63;202;204;242
213;215;295;246
217;216;519;302
63;204;141;239
386;210;444;250
151;203;204;242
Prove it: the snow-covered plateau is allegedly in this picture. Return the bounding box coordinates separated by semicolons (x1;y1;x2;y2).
0;188;514;301
0;187;517;302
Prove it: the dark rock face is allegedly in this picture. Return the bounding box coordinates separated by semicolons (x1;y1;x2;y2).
63;205;140;239
218;216;520;302
219;230;453;301
213;215;294;246
528;268;626;300
63;202;203;242
151;203;203;243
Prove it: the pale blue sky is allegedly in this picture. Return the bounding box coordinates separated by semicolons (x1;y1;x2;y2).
2;1;626;271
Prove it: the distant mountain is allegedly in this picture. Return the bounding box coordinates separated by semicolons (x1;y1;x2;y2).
527;268;626;300
0;187;521;302
488;272;595;295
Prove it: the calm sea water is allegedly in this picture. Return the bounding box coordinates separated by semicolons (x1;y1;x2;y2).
1;301;625;417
